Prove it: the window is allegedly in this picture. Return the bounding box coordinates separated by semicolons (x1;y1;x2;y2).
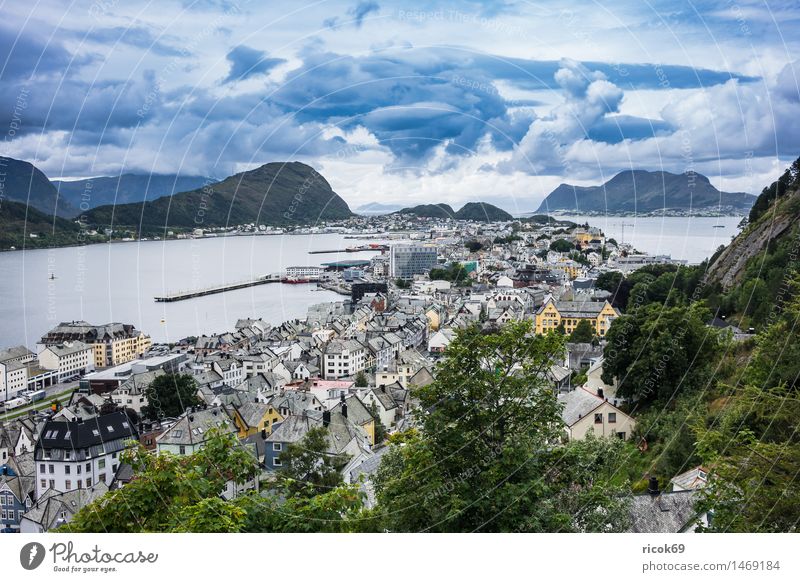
616;432;626;440
40;479;47;490
77;480;82;489
49;479;55;489
86;478;92;487
594;413;603;424
49;464;54;474
65;480;71;489
98;459;106;469
99;474;106;483
85;463;90;472
39;463;45;474
273;457;282;467
179;446;186;455
273;443;282;451
608;413;617;424
77;465;81;474
65;466;71;475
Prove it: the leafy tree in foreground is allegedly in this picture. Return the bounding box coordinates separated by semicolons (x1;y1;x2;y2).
142;373;201;420
373;321;631;532
274;427;349;498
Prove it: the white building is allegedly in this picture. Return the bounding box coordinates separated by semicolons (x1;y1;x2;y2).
34;411;138;498
284;266;324;279
0;346;35;402
38;341;94;381
323;339;367;380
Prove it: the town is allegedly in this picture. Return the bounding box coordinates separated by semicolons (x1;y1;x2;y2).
0;211;714;534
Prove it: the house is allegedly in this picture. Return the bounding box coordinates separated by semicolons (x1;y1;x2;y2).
37;341;95;382
0;346;35;402
156;406;236;456
364;386;399;429
34;411;138;498
535;298;619;337
108;369;163;414
232;401;283;438
670;466;709;492
264;410;371;472
322;339;367;380
557;387;635;441
0;466;34;532
330;395;376;445
628;478;707;533
428;328;456;354
19;483;109;533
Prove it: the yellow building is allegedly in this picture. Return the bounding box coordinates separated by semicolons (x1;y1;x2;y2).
574;228;605;248
551;259;582;280
40;321;152;368
535;298;619;337
233;402;284;438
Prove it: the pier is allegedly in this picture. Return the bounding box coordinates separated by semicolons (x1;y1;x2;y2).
154;275;281;302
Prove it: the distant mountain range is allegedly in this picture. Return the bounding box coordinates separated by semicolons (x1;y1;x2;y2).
84;161;353;229
395;201;513;221
54;174;211;210
356;202;404;215
536;170;757;214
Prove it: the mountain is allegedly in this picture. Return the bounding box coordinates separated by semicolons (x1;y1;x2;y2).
84;162;353;229
356;202;405;215
0;199;81;250
395;203;456;218
53;174;211;210
536;170;757;214
454;202;513;221
395;201;513;221
0;156;77;217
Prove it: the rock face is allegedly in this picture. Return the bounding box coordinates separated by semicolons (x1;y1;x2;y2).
704;189;799;290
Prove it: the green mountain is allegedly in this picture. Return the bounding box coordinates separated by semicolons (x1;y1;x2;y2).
536;170;757;214
54;174;211;210
0;156;77;217
454;202;513;221
395;203;456;218
84;162;353;229
395;201;512;221
0;199;82;250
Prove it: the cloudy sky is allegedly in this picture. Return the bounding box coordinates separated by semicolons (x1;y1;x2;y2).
1;0;798;212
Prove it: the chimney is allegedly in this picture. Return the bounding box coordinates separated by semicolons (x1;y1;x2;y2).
322;410;331;427
597;388;604;398
341;402;348;419
648;476;659;496
260;429;267;440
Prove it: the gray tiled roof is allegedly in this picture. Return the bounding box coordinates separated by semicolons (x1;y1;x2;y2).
627;491;702;533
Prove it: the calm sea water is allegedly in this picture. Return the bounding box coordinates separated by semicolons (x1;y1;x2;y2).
554;215;743;264
0;234;373;349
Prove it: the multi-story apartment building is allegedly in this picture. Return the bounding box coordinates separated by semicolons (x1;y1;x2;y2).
389;244;438;280
322;339;367;380
0;346;35;402
38;341;94;381
40;321;152;369
534;298;620;337
284;266;324;280
34;411;138;498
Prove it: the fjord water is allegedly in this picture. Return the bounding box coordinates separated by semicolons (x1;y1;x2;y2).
0;234;370;348
556;215;743;263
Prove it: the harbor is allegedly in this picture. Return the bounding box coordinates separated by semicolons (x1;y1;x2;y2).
154;274;283;302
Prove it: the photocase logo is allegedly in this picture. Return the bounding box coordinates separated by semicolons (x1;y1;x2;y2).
20;542;46;570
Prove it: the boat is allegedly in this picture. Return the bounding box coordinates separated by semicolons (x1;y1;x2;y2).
712;225;725;228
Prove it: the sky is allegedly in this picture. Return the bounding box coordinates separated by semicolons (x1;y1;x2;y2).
0;0;798;213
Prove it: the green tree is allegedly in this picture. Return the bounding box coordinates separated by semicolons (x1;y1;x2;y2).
354;370;368;387
368;401;388;444
374;322;630;532
142;373;201;420
549;239;574;253
64;430;257;532
569;319;596;343
464;240;484;252
275;427;349;498
602;302;720;402
394;278;410;289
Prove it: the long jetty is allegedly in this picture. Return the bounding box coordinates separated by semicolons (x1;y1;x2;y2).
154;275;281;302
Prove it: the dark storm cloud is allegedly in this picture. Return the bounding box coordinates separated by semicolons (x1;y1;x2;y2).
222;45;286;83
